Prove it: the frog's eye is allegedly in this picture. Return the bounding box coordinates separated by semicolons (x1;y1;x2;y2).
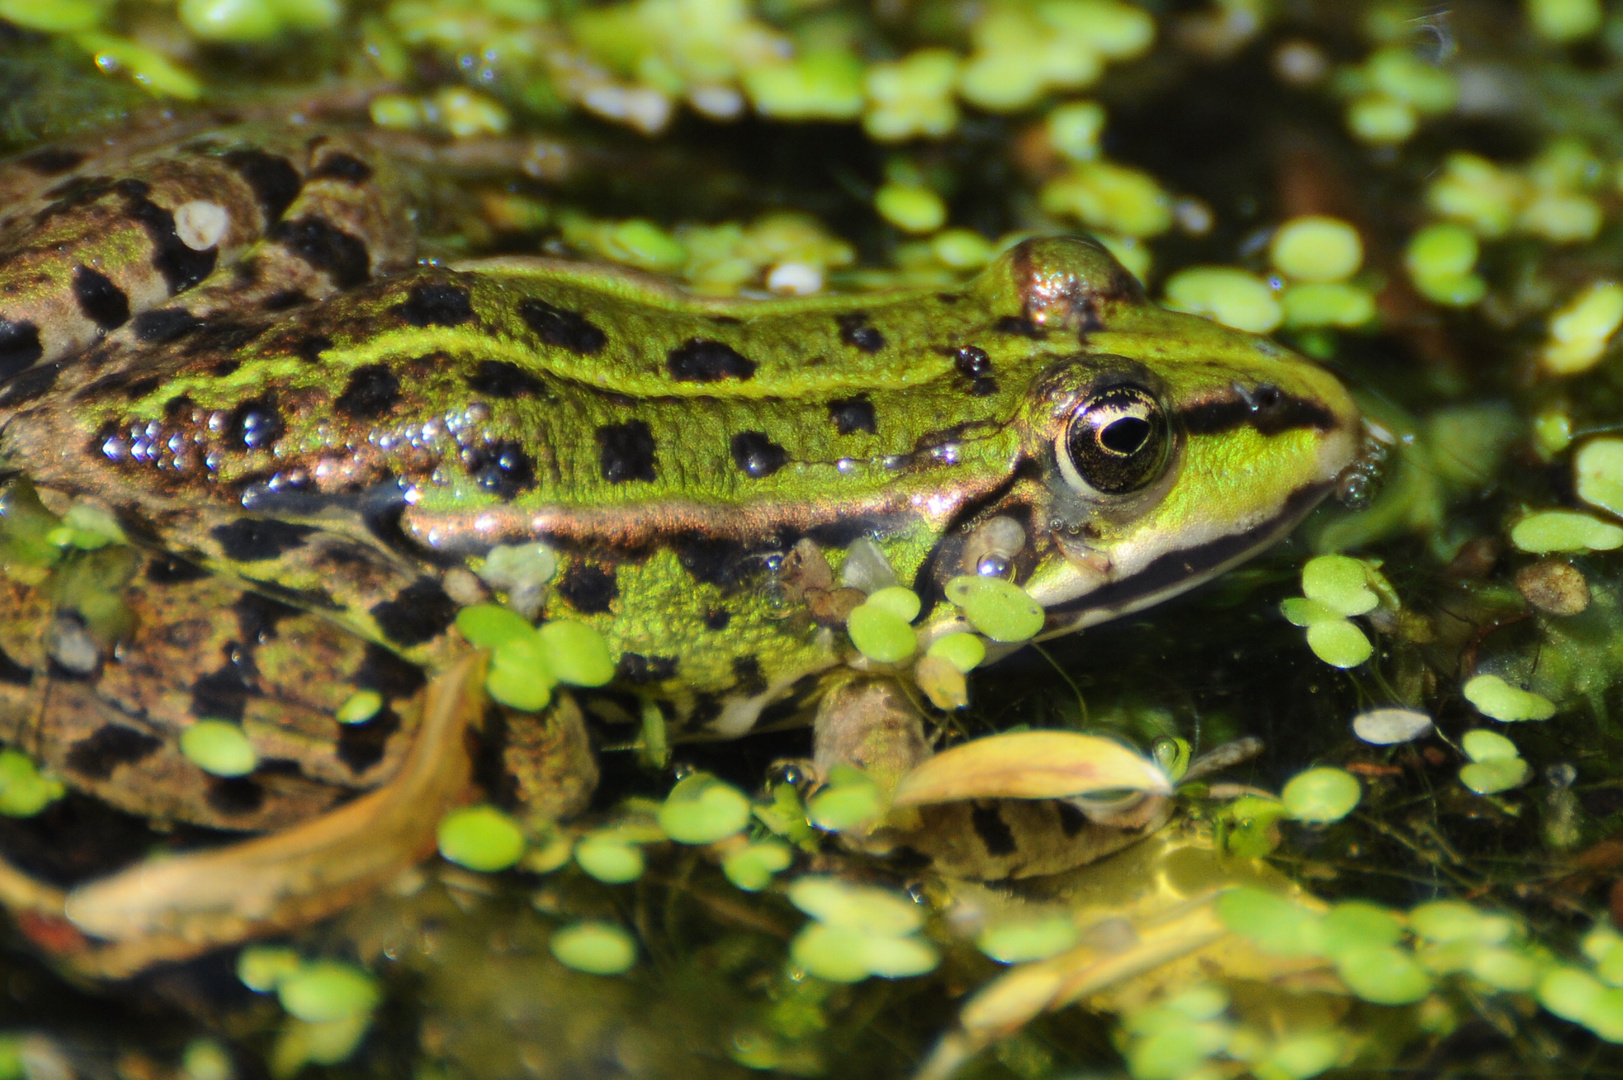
1057;384;1170;496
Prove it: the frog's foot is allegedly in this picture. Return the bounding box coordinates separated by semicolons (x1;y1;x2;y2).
0;655;491;979
811;676;1184;880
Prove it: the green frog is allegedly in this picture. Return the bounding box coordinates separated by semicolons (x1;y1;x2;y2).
0;117;1360;975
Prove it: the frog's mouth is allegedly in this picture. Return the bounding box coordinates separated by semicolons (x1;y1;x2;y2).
1027;478;1336;636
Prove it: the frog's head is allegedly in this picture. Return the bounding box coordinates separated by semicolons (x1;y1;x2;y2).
934;236;1362;640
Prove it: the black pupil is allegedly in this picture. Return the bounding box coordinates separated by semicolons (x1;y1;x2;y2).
1100;416;1150;454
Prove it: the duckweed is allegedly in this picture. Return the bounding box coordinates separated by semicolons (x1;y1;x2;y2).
0;751;63;818
1162;266;1282;334
874;184;946;234
1281;282;1376;328
335;690;382;725
1510;510;1623;552
1305;619;1374;668
945;575;1045;642
1460;729;1531;794
1346;93;1416;144
1528;0;1604;41
1322;902;1403;953
1405;222;1485;306
537;620;616;686
485;634;556;711
455;604;534;649
1301;554;1379;615
926;631;986;673
1575;438;1623;516
806;765;883;830
1039;160;1172;238
721;839;792;891
788;876;923;936
930;229;996;269
437;805;527;872
1047;99;1105;161
574;832;647;883
1463;673;1557;722
657;773;752;844
277;961;381;1024
976;914;1081;963
1542;282;1623;375
1352;707;1433;745
1335;944;1432;1004
1216;888;1326;958
180;721;259;779
1270;216;1363;282
237;945;304;993
1411;900;1513;944
1281;767;1361;822
549;921;637;975
863;50;958;141
846;601;917;663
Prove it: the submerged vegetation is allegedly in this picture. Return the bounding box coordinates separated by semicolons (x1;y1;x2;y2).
11;0;1623;1078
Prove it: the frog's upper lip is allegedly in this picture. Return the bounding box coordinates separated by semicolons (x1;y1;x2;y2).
1032;478;1337;629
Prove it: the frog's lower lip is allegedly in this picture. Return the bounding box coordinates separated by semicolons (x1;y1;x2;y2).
1034;479;1335;631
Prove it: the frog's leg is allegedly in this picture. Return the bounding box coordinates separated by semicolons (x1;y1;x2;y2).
0;654;484;978
811;676;1179;880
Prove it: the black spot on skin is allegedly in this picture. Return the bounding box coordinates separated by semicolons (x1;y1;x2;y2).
1181;384;1339;436
210;518;318;562
336;709;400;774
132;308;201;344
210;360;241;378
294;333;332;363
180;320;264;358
597;420;658;483
17;147;86;176
355;642;427;699
730;431;789;478
618;653;678;683
836;312;885;353
268;216;371;289
732;656;768;697
703;609;731;631
828;396;877;435
673;535;753;589
0;319;44;378
191;662;252;723
0;644;32;686
206;777;265;815
466;359;543;398
334;364;401;419
970;802;1019;856
163;393;195;419
123;375;160;400
369;579;457;646
954;345;991;378
232;590;296;648
221;148;303;224
0;363;58;406
556;562;618;614
66;725;162;781
666;338;755;382
691;693;722;728
517;298;607;355
397;282;474;327
261;289;306;312
1055;800;1088;837
71;265;129;332
466;440;536;499
115;179;218;294
146;555;210;584
310;151;374;185
226;397;284;451
970;377;998;397
995;315;1045;338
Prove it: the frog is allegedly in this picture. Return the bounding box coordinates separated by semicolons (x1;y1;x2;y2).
0;115;1362;976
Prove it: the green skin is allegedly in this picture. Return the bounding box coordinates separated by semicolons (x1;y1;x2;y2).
0;123;1360;751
